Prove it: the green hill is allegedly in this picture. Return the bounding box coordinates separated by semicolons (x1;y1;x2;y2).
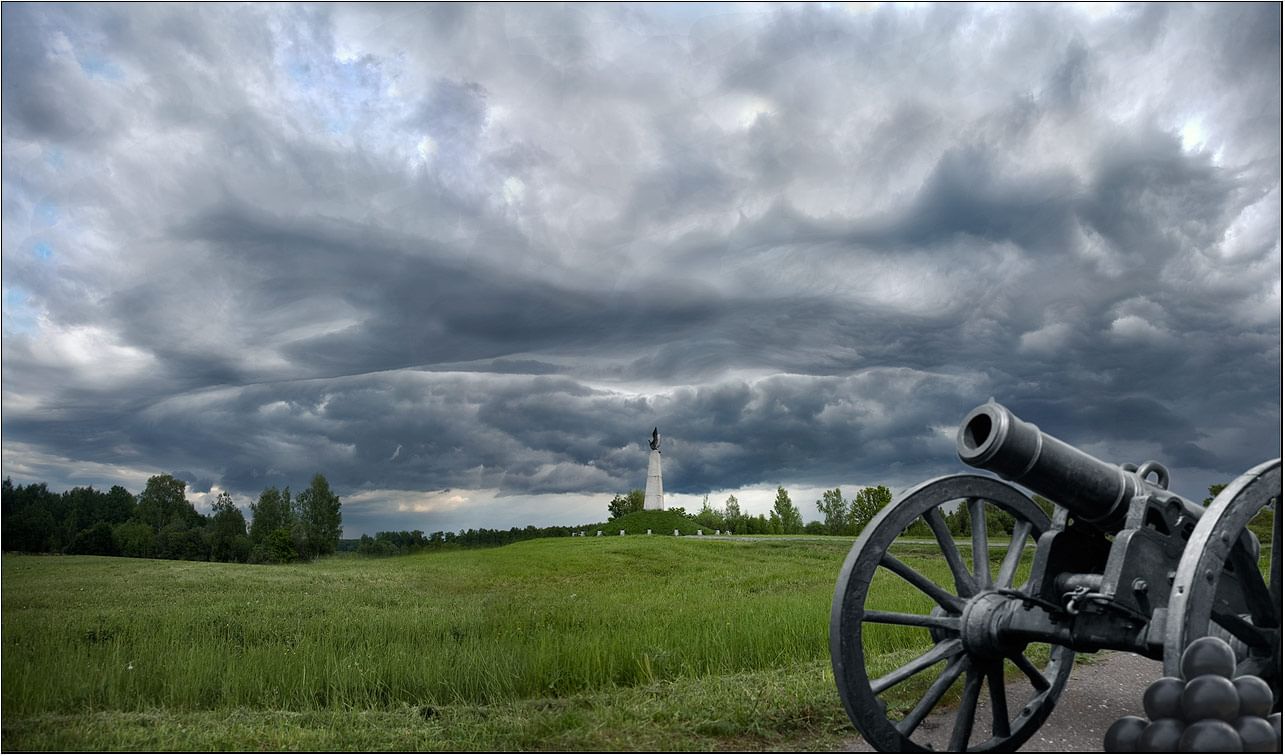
600;508;704;535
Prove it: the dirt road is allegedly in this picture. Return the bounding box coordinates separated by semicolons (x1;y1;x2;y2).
842;651;1162;752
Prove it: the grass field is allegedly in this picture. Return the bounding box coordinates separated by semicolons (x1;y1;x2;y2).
3;536;1016;751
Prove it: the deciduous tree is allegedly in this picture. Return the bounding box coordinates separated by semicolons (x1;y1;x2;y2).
773;486;804;533
297;474;342;558
608;489;645;519
249;486;293;545
134;474;191;531
68;522;118;556
113;521;156;558
849;485;892;536
817;487;847;534
724;494;741;520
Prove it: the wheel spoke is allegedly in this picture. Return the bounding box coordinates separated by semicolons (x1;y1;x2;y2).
870;638;963;695
948;668;983;752
880;553;965;612
1009;652;1051;692
1236;653;1277;681
987;661;1011;738
924;506;977;597
895;655;969;737
1228;540;1278;627
863;610;961;631
969;498;991;589
996;521;1032;589
1212;610;1272;649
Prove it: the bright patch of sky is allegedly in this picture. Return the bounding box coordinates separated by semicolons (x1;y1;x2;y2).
1180;118;1209;153
34;202;59;227
277;29;405;146
77;54;124;80
2;286;40;335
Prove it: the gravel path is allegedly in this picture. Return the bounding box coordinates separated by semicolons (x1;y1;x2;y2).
841;651;1162;752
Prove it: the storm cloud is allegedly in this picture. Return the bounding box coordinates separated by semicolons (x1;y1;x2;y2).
2;3;1279;533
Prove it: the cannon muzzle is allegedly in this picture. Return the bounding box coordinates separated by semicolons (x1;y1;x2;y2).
956;401;1177;529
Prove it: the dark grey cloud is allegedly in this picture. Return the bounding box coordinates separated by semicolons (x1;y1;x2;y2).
2;3;1278;533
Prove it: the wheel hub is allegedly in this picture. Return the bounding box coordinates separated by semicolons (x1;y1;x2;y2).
959;590;1016;659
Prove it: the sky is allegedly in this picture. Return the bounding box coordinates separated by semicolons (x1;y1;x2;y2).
1;2;1280;537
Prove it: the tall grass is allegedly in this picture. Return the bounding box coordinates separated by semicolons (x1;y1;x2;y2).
2;537;998;717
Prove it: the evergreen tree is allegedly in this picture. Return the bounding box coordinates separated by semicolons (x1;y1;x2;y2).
104;485;136;524
208;492;250;562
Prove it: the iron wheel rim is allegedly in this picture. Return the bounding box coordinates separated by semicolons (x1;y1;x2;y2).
1165;458;1281;707
830;474;1074;752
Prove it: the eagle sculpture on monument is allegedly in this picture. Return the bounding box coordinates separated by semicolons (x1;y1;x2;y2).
649;427;660;451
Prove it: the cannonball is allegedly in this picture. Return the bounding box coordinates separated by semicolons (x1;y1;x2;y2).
1269;713;1281;747
1179;719;1242;753
1233;675;1274;718
1143;676;1185;720
1235;715;1278;753
1138;718;1183;753
1103;715;1149;753
1182;674;1240;722
1180;636;1237;680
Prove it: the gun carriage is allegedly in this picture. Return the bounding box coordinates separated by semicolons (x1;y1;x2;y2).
830;400;1280;752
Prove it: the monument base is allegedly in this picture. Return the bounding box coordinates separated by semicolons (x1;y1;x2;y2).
644;449;664;509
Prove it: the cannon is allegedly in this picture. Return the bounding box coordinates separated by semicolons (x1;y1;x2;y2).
830;400;1280;752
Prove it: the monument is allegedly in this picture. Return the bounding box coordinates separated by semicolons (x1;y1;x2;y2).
644;427;664;510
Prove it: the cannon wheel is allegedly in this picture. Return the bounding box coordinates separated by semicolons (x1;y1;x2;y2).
831;474;1074;752
1165;458;1281;706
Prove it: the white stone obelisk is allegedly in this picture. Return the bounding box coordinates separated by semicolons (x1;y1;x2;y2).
644;427;665;510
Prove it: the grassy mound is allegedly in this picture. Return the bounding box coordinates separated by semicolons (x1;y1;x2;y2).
2;538;1023;750
603;509;703;535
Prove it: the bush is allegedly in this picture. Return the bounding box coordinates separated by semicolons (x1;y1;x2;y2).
250;527;298;564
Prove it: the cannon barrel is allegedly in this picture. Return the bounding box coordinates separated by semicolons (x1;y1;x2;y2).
956;401;1192;529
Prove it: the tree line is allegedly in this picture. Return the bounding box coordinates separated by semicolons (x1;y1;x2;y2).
352;524;580;556
10;475;1258;562
2;473;342;564
607;484;896;536
603;485;1102;540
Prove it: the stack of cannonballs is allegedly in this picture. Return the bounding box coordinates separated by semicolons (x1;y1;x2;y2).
1104;636;1281;752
